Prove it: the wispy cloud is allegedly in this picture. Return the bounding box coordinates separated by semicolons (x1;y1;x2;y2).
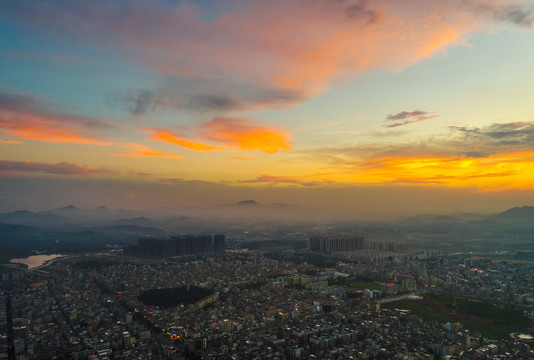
241;174;332;187
109;143;183;159
0;139;21;144
472;2;534;30
387;110;429;121
0;91;110;144
309;121;534;167
0;160;113;176
3;0;524;114
495;4;534;29
385;110;439;128
120;83;305;115
131;172;152;178
150;129;222;152
450;122;534;145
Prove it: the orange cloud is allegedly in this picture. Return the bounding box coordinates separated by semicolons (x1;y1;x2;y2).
110;143;183;159
150;118;291;153
151;129;221;151
201;117;291;153
0;92;108;144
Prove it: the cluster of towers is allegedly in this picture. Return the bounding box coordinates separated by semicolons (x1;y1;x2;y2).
126;234;225;258
309;235;409;254
308;235;365;253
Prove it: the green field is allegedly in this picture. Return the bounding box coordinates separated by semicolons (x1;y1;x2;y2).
382;292;532;339
329;277;380;290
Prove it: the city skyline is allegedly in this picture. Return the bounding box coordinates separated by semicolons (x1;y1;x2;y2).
1;0;534;216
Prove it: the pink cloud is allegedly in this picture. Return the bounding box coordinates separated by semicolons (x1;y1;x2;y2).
3;0;527;112
0;160;113;176
385;110;439;127
110;143;183;159
150;129;222;151
0;92;110;144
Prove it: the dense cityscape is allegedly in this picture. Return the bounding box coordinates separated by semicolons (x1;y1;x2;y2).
2;233;534;359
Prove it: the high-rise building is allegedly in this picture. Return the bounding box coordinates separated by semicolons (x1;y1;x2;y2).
213;234;226;253
308;235;364;253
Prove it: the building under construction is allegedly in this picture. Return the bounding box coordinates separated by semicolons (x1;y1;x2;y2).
308;235;364;253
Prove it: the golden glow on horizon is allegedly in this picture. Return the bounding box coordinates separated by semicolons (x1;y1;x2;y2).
233;152;534;191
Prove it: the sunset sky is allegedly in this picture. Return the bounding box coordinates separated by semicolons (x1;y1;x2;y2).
1;0;534;217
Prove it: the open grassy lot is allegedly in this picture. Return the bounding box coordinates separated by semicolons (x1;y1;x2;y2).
382;292;532;340
329;276;381;290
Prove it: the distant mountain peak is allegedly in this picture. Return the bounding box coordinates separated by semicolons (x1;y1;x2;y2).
502;205;534;213
236;200;259;206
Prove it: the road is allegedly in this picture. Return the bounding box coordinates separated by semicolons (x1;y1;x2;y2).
6;284;15;359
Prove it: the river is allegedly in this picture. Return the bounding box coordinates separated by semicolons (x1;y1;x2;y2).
9;254;67;269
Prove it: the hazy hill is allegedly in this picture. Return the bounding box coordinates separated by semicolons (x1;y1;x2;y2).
112;217;156;227
0;206;139;226
403;214;464;224
236;200;260;206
